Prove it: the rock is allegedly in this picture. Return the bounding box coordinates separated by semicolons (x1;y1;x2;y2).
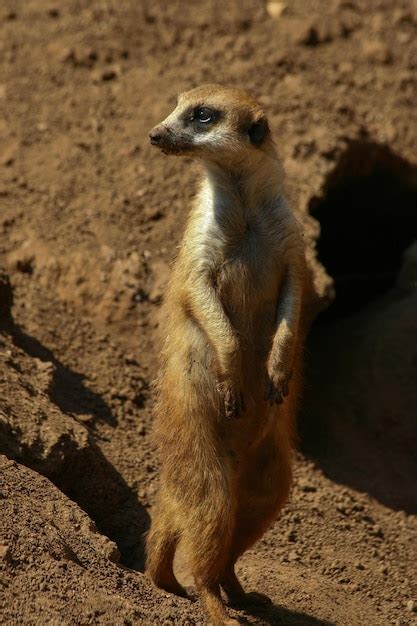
297;476;318;493
65;46;98;68
92;66;120;83
397;31;412;45
392;9;415;26
0;544;11;561
33;359;56;393
289;18;319;46
7;242;37;275
362;39;392;64
406;600;416;613
289;15;356;46
266;2;287;19
338;61;354;74
2;140;19;167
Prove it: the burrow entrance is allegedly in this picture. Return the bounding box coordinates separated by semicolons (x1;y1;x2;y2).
309;140;417;320
300;140;417;512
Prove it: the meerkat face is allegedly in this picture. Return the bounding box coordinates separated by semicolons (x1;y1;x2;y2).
149;84;271;164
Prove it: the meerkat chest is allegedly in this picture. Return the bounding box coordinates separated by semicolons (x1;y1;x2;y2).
192;193;292;302
215;222;284;304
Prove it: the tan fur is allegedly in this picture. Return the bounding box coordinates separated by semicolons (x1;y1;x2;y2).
146;84;307;625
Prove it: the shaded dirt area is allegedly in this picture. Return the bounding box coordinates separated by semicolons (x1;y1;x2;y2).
0;1;416;624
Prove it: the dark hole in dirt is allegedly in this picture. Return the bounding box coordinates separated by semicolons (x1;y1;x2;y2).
300;141;417;512
310;140;417;320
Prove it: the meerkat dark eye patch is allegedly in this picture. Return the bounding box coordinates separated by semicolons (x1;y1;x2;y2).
248;118;269;145
181;105;220;127
194;107;216;123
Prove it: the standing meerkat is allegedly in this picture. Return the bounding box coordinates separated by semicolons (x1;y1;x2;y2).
146;84;307;625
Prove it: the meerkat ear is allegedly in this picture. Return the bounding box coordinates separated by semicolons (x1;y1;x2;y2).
248;117;269;145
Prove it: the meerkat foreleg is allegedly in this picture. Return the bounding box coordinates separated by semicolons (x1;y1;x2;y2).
187;271;245;418
265;263;303;405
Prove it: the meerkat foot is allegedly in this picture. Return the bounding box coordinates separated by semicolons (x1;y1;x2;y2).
240;591;272;607
226;589;272;609
264;369;292;406
221;569;271;609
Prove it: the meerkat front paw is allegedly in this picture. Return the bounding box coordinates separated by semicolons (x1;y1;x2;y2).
217;380;246;419
264;369;292;405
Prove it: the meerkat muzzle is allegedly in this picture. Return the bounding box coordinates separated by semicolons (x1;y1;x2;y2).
149;126;165;146
149;124;193;155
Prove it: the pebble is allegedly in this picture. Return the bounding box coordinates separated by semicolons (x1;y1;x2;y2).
362;39;392;64
406;600;416;613
397;32;411;45
0;544;10;561
92;66;120;82
289;19;319;46
266;2;287;19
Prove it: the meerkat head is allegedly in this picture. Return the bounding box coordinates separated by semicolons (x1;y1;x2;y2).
149;84;272;165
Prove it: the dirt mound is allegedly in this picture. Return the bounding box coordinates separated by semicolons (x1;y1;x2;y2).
0;273;151;570
1;0;417;624
0;456;201;625
301;280;417;513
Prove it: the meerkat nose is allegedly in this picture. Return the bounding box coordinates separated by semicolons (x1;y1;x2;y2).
149;127;164;145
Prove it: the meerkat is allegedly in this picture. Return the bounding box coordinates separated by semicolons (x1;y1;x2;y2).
146;84;307;626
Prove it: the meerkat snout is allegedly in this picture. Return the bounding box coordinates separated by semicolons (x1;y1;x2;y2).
149;127;164;145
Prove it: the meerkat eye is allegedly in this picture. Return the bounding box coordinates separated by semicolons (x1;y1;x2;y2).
195;107;214;123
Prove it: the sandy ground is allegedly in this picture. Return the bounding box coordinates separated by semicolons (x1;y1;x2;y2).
1;1;416;624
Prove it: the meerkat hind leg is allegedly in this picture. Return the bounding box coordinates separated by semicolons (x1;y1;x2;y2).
222;440;292;608
180;496;237;624
146;520;188;598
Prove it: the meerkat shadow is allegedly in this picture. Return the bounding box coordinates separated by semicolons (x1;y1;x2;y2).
236;601;335;625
